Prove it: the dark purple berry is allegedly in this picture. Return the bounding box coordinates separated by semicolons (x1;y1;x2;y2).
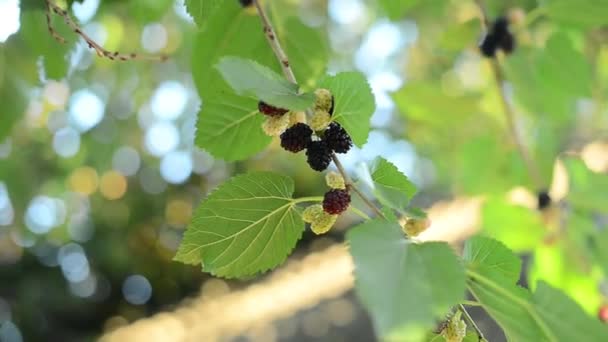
306;141;332;171
492;16;509;34
239;0;253;7
537;190;551;210
323;122;352;154
280;123;313;153
258;101;288;117
480;33;498;57
323;189;351;215
498;31;515;54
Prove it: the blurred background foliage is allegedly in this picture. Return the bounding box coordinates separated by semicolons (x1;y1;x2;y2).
0;0;607;341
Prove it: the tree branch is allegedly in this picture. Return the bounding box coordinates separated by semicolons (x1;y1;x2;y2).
252;0;384;217
45;0;167;62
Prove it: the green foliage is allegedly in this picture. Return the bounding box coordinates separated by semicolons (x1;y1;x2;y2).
175;172;304;278
317;72;375;147
281;18;329;90
185;0;223;27
544;0;608;28
0;48;26;141
464;236;608;341
215;56;314;110
19;10;74;80
481;198;545;251
348;218;466;340
563;157;608;212
370;157;417;212
192;2;276;160
439;19;481;51
378;0;422;20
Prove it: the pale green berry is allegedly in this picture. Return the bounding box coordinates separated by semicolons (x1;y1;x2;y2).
288;111;306;127
310;109;331;131
302;204;323;223
441;311;467;342
311;211;338;235
401;217;431;237
262;113;290;136
325;171;345;190
314;88;333;112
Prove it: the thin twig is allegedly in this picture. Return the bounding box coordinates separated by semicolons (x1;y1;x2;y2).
333;155;385;218
475;0;543;189
45;0;168;62
252;0;296;84
252;0;385;217
458;304;487;342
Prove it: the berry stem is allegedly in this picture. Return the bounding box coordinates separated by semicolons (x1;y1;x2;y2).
292;196;324;204
458;304;487;342
349;206;371;220
474;0;544;189
332;154;385;219
253;0;385;219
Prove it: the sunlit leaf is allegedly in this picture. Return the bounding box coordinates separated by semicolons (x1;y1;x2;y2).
348;218;466;340
216;56;314;110
174;172;303;278
481;198;546;252
370;157;417;211
464;236;608;341
185;0;223;27
562;157;608;213
318;72;375;147
192;1;277;160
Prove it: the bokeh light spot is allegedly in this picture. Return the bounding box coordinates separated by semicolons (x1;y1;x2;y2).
53;127;81;158
151;81;188;120
25;196;65;234
58;243;90;283
69;89;105;132
0;0;20;42
141;23;168;53
99;171;127;200
112;146;141;176
68;167;99;195
160;150;192;184
122;274;152;305
165;199;192;226
144;121;179;156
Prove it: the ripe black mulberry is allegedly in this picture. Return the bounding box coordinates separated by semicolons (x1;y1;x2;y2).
280;123;313;153
323;122;352;154
306;141;332;171
322;189;351;215
537;190;551;210
258;101;288;116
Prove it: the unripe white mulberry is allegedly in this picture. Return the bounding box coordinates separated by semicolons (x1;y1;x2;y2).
310;109;331;131
262;113;290;136
325;171;345;190
314;88;333;113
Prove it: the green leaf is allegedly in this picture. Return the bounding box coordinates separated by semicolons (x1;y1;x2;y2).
318;72;375;147
195;94;271;160
281;18;328;90
370;157;417;211
378;0;422;21
439;19;481;51
348;219;466;340
174;172;304;278
185;0;223;27
0;48;26;141
192;1;277;160
481;198;546;252
563;157;608;212
589;229;608;276
463;236;521;283
215;56;314;111
464;236;608;341
545;0;608;28
19;10;74;79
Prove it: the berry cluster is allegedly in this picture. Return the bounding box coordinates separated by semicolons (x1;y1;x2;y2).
303;172;351;234
479;16;515;57
275;88;353;172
